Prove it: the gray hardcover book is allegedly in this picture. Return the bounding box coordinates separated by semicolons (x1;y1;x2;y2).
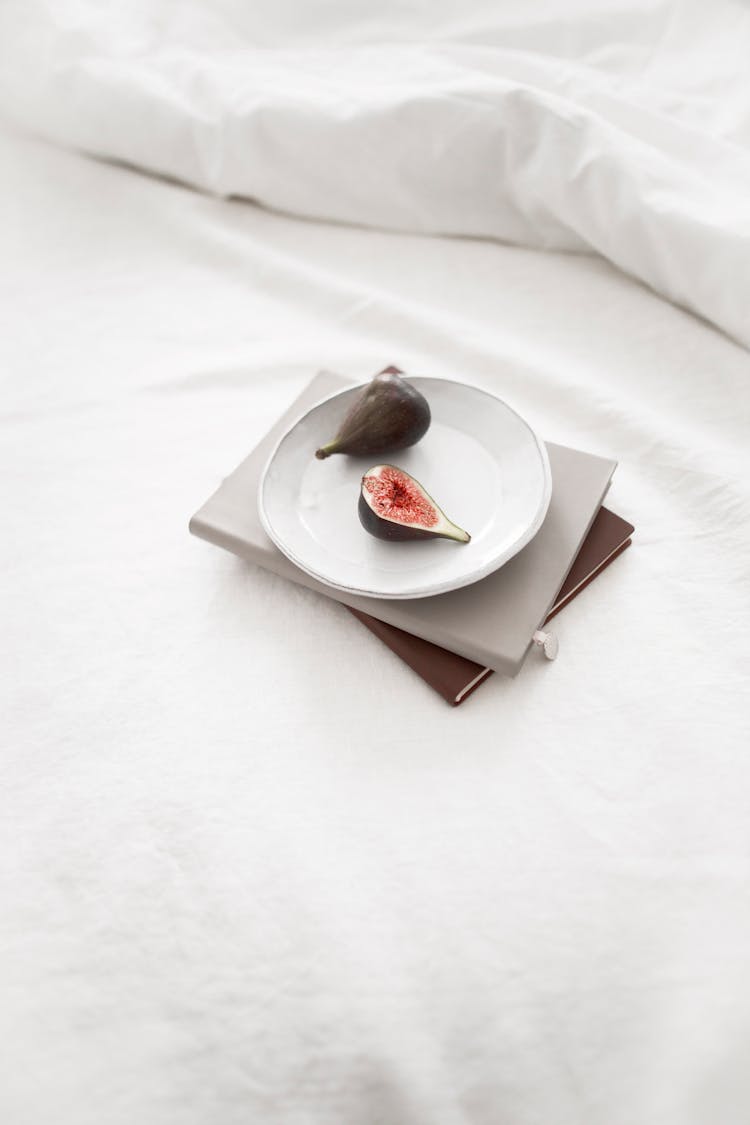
189;371;616;675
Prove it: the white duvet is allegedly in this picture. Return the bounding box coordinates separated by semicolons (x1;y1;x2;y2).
3;0;750;348
2;4;750;1124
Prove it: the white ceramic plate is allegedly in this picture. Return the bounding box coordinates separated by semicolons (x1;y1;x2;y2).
258;377;551;599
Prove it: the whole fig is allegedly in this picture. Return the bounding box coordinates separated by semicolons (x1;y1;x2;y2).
315;370;430;459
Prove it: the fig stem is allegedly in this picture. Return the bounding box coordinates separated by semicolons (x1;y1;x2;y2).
315;442;337;460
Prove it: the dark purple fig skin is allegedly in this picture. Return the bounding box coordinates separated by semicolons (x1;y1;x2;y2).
315;371;430;459
358;491;441;541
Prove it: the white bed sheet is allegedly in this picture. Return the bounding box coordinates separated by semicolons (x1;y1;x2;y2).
1;123;750;1125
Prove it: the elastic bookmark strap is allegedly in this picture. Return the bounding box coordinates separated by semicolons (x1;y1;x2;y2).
532;630;559;661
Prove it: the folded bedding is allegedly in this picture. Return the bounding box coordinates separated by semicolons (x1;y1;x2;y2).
2;0;750;346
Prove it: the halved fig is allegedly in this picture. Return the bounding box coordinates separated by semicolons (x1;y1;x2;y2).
359;465;471;543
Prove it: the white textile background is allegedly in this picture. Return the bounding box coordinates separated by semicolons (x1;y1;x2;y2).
3;1;750;346
1;3;750;1123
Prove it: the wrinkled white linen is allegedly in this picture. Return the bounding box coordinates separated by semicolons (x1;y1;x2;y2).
2;121;750;1125
2;0;750;348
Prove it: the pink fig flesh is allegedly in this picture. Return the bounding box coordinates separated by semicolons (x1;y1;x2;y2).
359;465;471;543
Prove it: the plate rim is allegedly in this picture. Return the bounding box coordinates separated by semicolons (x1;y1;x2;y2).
258;376;552;599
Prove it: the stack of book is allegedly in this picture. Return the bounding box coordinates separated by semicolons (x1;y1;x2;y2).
190;370;633;705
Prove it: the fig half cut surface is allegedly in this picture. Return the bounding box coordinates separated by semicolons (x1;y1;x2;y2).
315;371;430;459
359;465;471;543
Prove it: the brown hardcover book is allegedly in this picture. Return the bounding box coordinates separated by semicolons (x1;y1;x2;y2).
349;506;634;705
